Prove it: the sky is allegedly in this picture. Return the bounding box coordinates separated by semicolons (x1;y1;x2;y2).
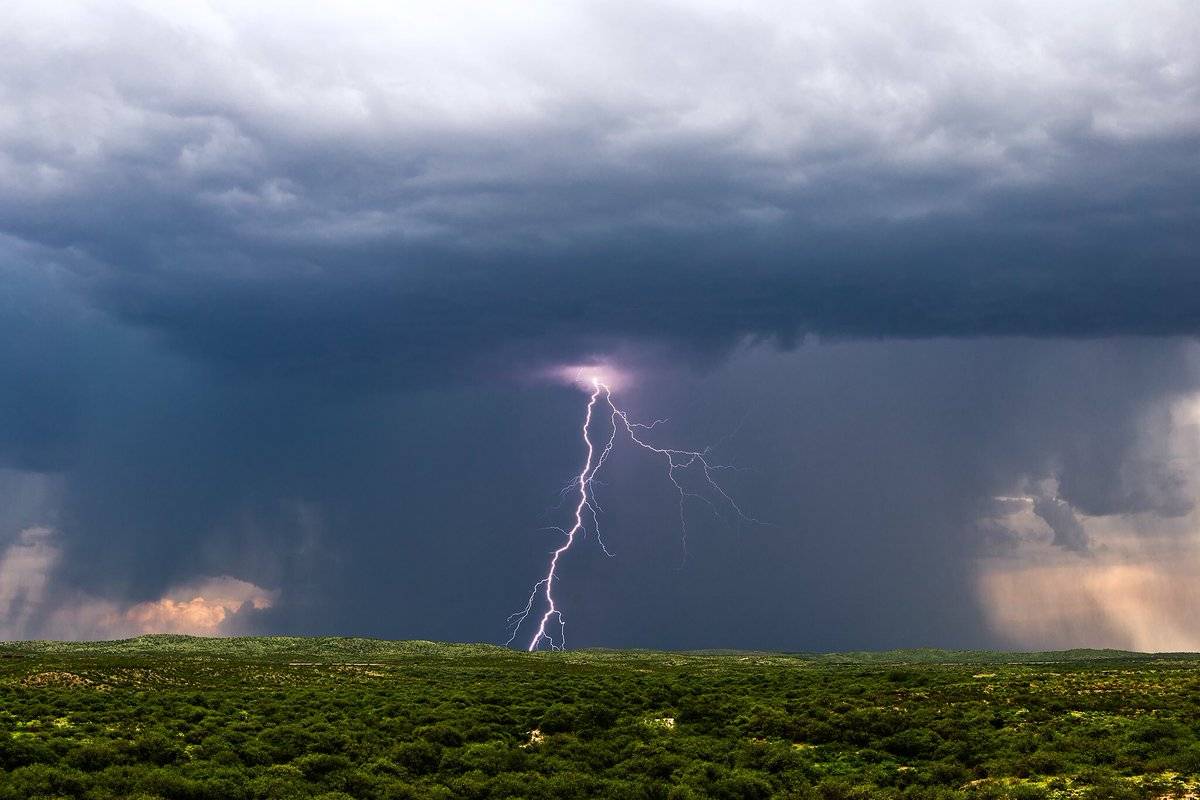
1;0;1199;651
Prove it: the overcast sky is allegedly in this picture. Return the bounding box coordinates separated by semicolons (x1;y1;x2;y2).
2;0;1199;650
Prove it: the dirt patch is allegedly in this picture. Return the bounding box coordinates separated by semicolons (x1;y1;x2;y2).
22;671;93;688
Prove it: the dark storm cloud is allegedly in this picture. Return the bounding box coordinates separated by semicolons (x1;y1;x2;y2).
2;1;1200;647
0;238;104;472
1032;496;1088;553
1;1;1197;389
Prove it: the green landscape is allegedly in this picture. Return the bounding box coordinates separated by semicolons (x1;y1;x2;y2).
1;636;1198;799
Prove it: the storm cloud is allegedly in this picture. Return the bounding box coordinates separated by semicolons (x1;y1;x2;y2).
2;1;1199;649
4;0;1199;372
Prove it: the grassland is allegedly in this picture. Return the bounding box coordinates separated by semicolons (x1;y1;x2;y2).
0;636;1197;799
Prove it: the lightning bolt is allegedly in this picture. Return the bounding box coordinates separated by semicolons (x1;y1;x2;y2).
506;376;757;651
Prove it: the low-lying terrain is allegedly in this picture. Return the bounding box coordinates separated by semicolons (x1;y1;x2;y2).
0;636;1197;799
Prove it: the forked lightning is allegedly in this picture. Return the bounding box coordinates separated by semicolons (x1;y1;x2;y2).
507;375;755;651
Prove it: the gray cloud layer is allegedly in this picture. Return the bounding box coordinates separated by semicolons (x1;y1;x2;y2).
3;1;1198;381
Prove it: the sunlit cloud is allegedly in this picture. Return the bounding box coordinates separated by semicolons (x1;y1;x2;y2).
0;527;274;640
978;387;1200;652
980;558;1200;652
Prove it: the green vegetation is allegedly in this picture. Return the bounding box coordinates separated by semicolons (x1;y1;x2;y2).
0;636;1197;799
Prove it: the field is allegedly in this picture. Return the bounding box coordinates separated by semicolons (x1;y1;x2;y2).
1;637;1198;799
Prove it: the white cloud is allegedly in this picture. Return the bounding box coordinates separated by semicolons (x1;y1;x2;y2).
1;0;1195;239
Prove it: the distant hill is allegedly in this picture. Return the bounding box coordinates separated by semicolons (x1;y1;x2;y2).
798;647;1155;664
0;635;512;662
0;634;1184;664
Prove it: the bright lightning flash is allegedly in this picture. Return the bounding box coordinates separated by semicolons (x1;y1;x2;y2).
506;375;756;652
